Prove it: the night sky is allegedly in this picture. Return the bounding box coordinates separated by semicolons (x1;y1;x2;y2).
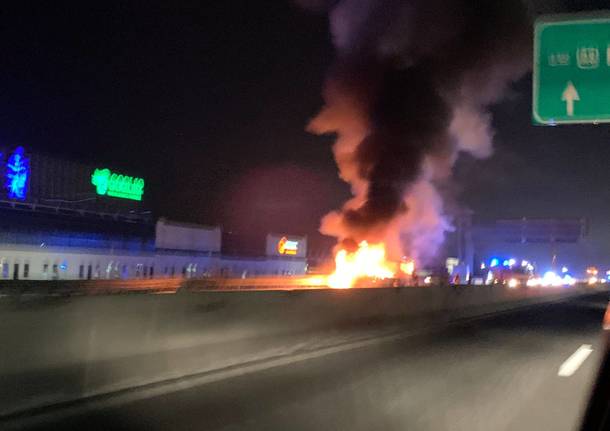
1;1;610;254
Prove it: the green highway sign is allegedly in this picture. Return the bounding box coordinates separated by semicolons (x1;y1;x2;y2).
534;13;610;125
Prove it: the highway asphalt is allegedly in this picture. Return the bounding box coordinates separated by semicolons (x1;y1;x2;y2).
8;291;609;431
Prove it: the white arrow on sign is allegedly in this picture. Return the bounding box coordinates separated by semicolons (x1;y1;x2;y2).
562;81;580;117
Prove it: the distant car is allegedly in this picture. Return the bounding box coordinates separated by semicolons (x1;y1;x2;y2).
489;266;532;287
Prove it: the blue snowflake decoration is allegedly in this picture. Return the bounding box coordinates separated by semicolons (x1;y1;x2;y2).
6;146;29;200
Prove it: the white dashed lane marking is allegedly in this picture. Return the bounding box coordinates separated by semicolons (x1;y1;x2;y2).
558;344;593;377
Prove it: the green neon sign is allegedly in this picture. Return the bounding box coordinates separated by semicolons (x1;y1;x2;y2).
91;168;145;201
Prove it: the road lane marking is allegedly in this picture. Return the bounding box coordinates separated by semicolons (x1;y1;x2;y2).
558;344;593;377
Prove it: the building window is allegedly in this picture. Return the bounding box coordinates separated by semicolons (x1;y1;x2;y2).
182;266;187;277
1;261;8;279
186;263;197;279
23;263;29;279
87;264;92;280
149;266;154;278
122;265;128;279
79;265;85;279
171;266;176;277
106;262;114;278
52;264;59;280
42;263;49;277
143;265;148;279
13;263;19;280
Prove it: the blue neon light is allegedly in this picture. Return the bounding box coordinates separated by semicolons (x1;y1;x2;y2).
490;258;499;268
5;146;29;200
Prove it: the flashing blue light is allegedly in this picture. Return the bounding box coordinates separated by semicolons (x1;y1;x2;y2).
5;146;29;200
502;259;510;267
490;258;499;268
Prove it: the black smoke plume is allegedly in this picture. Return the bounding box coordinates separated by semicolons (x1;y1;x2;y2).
305;0;531;262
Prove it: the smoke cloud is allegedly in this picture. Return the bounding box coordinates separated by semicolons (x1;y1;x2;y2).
307;0;531;263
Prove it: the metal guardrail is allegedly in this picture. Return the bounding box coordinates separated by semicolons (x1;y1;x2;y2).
0;277;603;297
0;279;182;296
182;276;329;291
0;276;330;296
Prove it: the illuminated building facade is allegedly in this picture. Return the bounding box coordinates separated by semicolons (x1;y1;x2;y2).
0;147;306;280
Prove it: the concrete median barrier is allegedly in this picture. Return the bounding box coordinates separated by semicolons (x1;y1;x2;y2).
0;283;605;418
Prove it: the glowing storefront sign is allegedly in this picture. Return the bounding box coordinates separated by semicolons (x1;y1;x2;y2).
277;236;299;255
5;146;29;200
91;168;144;201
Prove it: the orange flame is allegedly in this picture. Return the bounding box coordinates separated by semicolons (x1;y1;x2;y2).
327;241;397;289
